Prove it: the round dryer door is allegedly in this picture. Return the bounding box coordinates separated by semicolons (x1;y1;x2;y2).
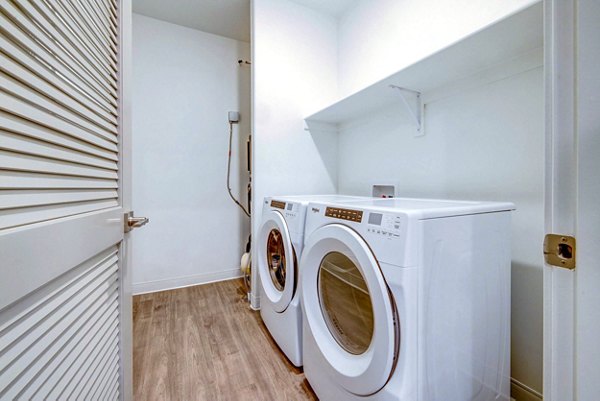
301;224;399;396
258;210;297;312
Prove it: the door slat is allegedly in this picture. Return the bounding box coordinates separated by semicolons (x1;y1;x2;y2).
0;130;118;169
0;150;119;179
53;0;118;61
0;249;120;400
0;5;118;101
0;189;119;210
0;171;117;189
2;74;118;143
0;91;118;151
1;51;117;128
0;112;118;161
0;30;117;114
10;0;117;85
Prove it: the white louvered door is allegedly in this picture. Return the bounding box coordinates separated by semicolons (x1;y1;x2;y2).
0;0;133;400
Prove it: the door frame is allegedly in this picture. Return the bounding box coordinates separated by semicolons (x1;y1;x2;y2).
117;0;133;400
572;1;600;399
544;0;600;400
543;0;576;399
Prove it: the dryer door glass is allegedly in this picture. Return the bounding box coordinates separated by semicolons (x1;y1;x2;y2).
318;252;374;355
266;229;286;291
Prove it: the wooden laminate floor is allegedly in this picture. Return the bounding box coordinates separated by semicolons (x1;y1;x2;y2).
133;279;318;401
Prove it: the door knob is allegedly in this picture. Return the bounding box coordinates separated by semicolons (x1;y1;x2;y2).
124;211;149;233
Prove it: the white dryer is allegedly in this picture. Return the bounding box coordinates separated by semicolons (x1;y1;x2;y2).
258;195;368;367
300;198;514;400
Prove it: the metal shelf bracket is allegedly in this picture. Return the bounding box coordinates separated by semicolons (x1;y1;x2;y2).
389;85;424;135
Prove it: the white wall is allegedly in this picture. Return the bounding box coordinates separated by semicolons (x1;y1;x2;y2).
132;14;251;294
251;0;339;306
335;1;543;398
337;0;539;97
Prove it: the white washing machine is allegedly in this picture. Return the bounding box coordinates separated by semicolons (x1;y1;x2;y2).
258;194;369;367
300;198;514;400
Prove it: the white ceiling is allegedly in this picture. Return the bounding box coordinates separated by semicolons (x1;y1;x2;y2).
132;0;358;43
291;0;358;18
133;0;251;42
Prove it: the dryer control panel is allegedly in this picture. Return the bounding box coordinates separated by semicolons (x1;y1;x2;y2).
367;212;402;237
325;207;363;222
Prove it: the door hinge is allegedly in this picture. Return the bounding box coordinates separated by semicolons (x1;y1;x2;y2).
544;234;576;270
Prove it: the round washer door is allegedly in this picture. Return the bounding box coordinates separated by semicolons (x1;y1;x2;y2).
301;224;398;396
258;210;296;312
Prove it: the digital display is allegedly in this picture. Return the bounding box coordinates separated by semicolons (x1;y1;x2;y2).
368;213;383;226
271;200;286;209
325;207;363;222
287;203;293;211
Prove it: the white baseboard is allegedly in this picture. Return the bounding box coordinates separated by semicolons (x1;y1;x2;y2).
132;268;242;295
511;378;543;401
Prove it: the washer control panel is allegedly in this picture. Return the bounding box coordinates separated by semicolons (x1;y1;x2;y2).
284;201;297;218
269;199;299;224
270;200;286;209
325;207;363;222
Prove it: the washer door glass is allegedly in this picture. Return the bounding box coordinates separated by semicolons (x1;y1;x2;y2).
259;210;296;312
319;252;374;355
266;229;286;291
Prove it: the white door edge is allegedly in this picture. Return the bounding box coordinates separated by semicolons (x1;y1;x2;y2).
117;0;133;400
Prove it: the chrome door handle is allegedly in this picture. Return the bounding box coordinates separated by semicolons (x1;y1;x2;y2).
129;217;149;228
124;211;149;232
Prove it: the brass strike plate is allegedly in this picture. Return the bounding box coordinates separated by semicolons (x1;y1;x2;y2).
543;234;576;270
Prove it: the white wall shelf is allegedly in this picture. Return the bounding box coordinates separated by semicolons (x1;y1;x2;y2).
304;1;542;129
